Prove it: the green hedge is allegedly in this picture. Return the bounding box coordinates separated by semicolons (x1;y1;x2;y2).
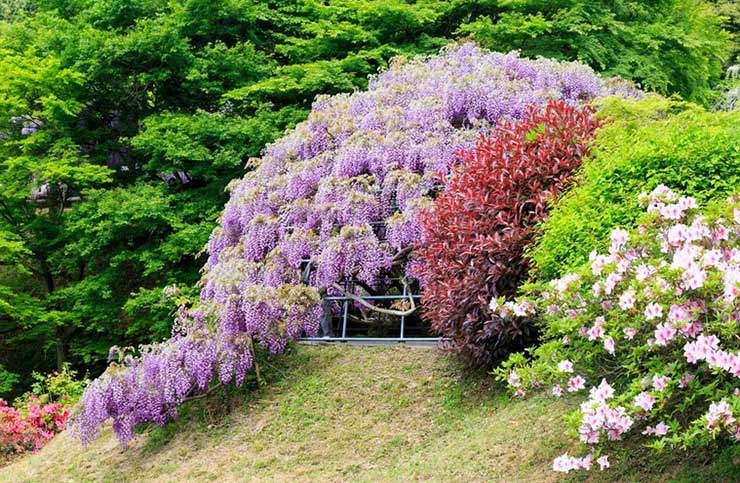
527;95;740;280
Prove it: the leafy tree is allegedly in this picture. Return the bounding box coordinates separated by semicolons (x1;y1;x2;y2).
460;0;730;103
0;0;732;397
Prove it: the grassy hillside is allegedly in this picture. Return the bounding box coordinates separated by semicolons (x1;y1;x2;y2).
1;345;738;482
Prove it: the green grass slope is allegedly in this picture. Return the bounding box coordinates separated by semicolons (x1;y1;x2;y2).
1;345;738;482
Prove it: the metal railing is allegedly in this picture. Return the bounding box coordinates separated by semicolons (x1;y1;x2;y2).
297;258;440;344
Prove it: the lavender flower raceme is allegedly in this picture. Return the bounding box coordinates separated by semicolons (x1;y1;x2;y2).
73;43;638;445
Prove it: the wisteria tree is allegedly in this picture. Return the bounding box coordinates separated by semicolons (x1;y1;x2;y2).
73;43;638;445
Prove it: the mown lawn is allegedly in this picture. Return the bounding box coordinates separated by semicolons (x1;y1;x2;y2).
1;345;737;482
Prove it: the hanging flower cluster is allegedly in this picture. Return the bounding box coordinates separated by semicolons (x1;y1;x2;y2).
495;186;740;473
73;43;637;446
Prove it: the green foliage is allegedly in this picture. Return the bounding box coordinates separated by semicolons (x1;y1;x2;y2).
527;96;740;280
0;0;733;397
460;0;731;103
0;365;19;396
0;0;479;395
17;364;87;406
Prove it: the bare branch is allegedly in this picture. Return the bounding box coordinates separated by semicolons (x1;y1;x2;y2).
331;278;417;317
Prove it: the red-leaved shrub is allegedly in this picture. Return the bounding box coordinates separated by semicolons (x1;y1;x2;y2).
415;100;600;367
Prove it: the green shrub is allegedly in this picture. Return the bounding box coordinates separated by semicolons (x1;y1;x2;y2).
16;364;87;407
527;95;740;280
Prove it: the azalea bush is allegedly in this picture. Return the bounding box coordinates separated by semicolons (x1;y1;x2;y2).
415;100;600;367
495;186;740;473
0;398;68;460
73;43;638;446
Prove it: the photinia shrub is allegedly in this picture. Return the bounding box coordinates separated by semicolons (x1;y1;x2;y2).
72;43;639;446
495;186;740;473
415;100;600;368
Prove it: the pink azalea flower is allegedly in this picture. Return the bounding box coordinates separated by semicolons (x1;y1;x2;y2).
568;375;586;392
589;379;615;402
557;360;574;373
610;228;629;252
618;289;636;310
642;422;669;436
634;391;656;412
552;385;563;397
706;400;735;430
644;303;663;321
652;375;669;391
597;455;610;471
668;304;690;323
654;323;677;346
507;371;521;388
604;336;616;354
623;327;638;340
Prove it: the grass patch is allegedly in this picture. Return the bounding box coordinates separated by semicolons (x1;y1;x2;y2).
0;344;737;482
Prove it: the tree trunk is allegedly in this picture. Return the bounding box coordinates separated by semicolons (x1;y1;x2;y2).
56;339;66;371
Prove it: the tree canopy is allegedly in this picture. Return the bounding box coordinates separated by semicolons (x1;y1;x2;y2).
0;0;731;398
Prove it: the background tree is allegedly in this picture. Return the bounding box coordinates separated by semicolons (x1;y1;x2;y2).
0;0;731;398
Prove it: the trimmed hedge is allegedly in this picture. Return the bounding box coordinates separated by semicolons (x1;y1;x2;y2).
527;96;740;281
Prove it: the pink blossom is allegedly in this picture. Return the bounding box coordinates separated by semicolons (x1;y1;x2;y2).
616;258;631;274
654;323;677;346
488;297;499;313
672;246;699;270
652;375;669;391
589;379;615;402
635;264;654;282
668;304;690;323
642;422;669;436
701;249;722;268
683;335;720;364
553;274;580;294
713;224;730;242
579;402;633;443
688;217;710;241
679;196;698;211
618;289;636;310
604;272;622;295
568;375;586;392
597;455;610;471
623;327;638;340
682;265;707;290
557;360;574;373
706;400;735;430
666;224;689;246
603;336;615;354
507;371;521;388
655;277;670;294
634;391;656;412
644;302;663;321
552;385;563;397
660;203;684;220
587;317;606;340
610;228;629;252
553;453;593;473
590;252;611;276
